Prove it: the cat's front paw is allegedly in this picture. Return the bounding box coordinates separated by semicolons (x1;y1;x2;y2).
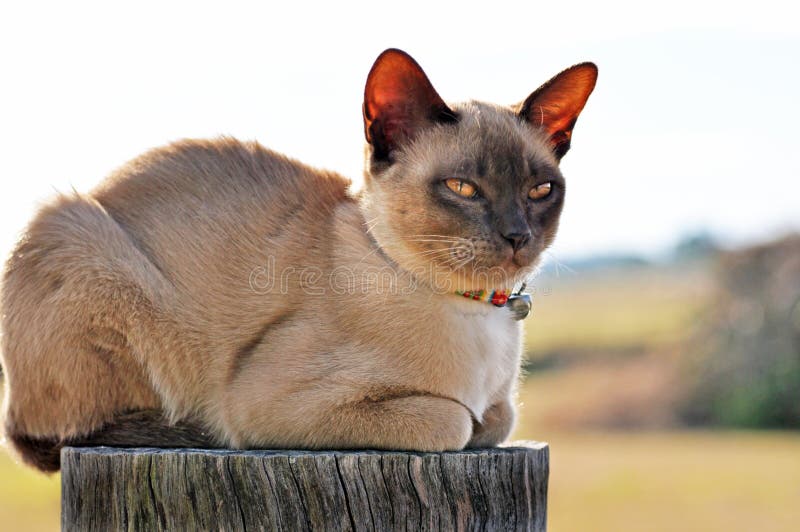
466;399;516;448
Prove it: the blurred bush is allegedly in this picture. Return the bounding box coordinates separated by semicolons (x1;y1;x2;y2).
679;235;800;428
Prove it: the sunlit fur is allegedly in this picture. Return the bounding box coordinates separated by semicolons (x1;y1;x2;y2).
0;51;594;472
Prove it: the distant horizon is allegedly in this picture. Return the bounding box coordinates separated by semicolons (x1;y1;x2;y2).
2;1;798;268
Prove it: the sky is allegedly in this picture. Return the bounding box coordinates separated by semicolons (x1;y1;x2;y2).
1;0;798;264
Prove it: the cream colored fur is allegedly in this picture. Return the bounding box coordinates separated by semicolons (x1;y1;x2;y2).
1;138;517;451
1;50;596;469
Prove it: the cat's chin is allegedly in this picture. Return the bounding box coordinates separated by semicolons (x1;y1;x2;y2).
427;265;532;295
367;230;534;293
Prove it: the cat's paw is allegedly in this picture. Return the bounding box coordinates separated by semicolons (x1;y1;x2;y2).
466;399;516;448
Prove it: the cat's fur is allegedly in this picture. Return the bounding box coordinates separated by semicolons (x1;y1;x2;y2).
0;49;596;471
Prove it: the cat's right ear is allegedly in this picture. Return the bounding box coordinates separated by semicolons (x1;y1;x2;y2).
363;49;457;162
518;62;598;160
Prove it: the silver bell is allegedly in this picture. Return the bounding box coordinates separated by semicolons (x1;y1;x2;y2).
507;293;532;320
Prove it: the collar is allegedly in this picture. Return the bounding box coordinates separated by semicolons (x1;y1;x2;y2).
455;288;512;306
454;283;532;320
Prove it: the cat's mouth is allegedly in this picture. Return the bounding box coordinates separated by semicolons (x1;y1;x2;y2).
380;231;536;292
432;248;534;292
502;258;523;272
510;250;538;270
429;238;536;271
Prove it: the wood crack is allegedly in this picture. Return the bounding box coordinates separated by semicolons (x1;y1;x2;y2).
333;455;358;531
471;454;489;532
261;459;284;531
287;456;312;531
405;455;424;532
146;455;165;531
378;454;396;529
355;457;377;531
225;459;248;531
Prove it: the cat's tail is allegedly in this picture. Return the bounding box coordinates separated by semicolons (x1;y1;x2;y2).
6;410;220;473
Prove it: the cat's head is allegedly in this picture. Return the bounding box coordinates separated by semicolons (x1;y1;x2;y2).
360;49;596;293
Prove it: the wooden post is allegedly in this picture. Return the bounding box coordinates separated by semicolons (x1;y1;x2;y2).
61;442;548;531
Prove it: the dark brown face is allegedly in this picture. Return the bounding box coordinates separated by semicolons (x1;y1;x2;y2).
361;49;596;292
364;102;563;291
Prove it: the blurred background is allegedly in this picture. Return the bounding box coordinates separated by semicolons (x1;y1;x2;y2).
1;1;798;530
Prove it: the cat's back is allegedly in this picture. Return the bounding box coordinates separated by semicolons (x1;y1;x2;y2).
91;137;352;328
94;137;350;241
93;137;349;265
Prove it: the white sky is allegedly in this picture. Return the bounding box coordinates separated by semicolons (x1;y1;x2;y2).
1;1;799;263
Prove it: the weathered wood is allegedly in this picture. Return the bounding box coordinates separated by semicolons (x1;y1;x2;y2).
61;442;548;531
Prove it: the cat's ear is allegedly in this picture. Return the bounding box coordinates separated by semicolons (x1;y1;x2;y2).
363;49;457;162
518;63;597;160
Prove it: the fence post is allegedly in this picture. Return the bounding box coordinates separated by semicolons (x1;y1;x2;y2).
61;442;548;530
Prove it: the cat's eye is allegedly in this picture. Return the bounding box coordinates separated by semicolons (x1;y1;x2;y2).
444;179;478;198
528;182;552;201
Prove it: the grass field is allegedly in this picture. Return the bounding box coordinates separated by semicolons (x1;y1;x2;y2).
2;429;798;531
0;449;60;531
524;262;713;355
516;430;800;532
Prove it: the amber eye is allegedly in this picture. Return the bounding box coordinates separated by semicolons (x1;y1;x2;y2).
444;178;478;198
528;182;552;200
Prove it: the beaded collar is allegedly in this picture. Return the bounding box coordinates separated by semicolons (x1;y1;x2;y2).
455;288;512;306
454;283;532;320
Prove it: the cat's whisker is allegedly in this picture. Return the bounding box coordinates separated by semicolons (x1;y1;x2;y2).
409;249;459;256
543;250;576;278
439;254;474;269
389;247;448;262
403;244;457;252
403;240;462;245
406;241;458;249
412;240;465;246
408;250;455;260
356;245;382;263
405;234;466;241
414;247;454;255
404;237;465;243
404;236;461;240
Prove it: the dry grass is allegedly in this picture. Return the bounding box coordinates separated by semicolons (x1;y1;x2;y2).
517;354;682;429
0;449;60;531
513;367;800;532
512;430;800;532
524;264;713;355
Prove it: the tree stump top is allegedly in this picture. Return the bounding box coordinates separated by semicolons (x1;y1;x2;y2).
62;442;549;531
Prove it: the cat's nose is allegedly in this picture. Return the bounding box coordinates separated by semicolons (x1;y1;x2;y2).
503;231;531;253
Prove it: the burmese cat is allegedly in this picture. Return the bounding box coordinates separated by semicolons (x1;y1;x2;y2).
0;49;596;471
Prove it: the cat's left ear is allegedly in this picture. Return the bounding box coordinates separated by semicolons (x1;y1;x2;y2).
518;63;598;160
363;49;457;162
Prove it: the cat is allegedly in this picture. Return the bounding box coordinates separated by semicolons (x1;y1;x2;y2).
0;49;596;472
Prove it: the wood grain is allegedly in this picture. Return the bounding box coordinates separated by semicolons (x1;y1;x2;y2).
61;443;548;531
